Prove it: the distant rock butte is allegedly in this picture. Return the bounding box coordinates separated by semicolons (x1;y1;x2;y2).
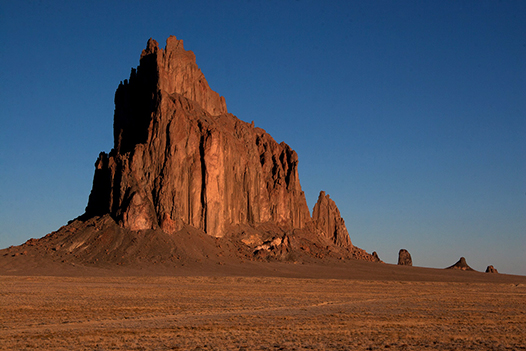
397;249;412;266
18;35;379;266
371;251;382;263
486;265;498;274
446;257;475;271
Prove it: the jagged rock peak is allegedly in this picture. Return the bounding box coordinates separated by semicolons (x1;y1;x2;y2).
140;36;227;116
446;256;475;271
312;191;352;248
397;249;412;266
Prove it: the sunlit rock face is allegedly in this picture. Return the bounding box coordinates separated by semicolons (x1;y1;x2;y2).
311;191;353;248
85;36;311;237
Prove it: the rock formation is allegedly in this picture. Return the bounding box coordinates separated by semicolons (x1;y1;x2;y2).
397;249;412;266
446;257;475;271
311;191;352;248
0;36;382;269
371;251;382;262
85;36;310;238
486;265;498;273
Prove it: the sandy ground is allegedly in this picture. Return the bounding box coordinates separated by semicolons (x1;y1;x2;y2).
1;275;525;350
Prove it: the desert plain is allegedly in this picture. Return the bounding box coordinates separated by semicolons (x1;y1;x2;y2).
1;261;525;351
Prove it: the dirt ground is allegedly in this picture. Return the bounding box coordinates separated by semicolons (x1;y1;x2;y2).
1;275;525;350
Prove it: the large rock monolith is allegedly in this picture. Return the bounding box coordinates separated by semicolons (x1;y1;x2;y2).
0;36;382;268
85;36;311;238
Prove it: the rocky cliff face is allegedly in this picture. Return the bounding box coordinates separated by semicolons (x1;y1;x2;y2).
85;36;311;238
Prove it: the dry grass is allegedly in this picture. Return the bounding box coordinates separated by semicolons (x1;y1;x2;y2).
1;276;525;350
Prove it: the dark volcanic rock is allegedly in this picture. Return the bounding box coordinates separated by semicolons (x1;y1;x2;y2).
397;249;412;266
446;257;475;271
486;265;498;273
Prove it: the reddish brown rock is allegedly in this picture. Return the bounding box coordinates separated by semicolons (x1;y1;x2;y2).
143;37;227;117
397;249;412;266
371;251;382;262
311;191;352;248
446;257;475;271
3;36;385;268
85;36;310;238
486;265;498;273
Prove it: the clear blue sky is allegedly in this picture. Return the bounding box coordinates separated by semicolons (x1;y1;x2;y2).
1;1;524;274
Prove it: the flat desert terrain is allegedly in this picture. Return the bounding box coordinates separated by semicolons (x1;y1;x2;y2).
1;271;525;350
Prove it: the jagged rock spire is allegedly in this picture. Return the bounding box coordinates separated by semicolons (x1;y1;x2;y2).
312;191;353;248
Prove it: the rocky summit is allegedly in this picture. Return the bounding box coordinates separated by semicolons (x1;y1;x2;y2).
3;36;379;267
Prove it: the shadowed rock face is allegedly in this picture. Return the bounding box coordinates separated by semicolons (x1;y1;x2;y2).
85;36;311;237
398;249;412;266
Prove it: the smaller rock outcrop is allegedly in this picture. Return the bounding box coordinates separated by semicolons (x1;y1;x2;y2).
311;191;352;248
446;257;474;271
397;249;412;266
371;251;382;262
485;265;498;273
